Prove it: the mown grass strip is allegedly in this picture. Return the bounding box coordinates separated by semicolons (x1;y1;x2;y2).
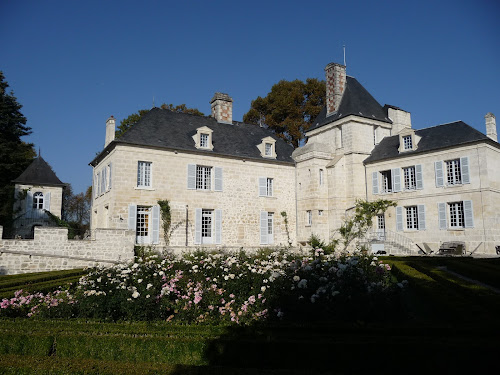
0;275;83;299
444;259;500;289
0;269;86;288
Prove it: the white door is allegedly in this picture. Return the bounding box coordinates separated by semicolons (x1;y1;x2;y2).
136;206;151;244
201;209;213;244
376;214;386;240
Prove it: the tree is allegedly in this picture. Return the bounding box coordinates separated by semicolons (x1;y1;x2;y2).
0;71;36;228
62;184;91;236
115;103;205;139
243;78;325;148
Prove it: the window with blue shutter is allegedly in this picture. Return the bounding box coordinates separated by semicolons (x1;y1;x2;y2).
187;164;196;190
214;167;223;192
108;163;112;190
258;177;267;197
417;205;426;230
26;191;33;213
43;192;51;211
435;161;444;187
463;200;474;228
151;205;160;244
460;157;470;184
392;168;401;192
215;209;222;244
438;203;447;230
372;172;379;195
194;208;202;244
415;164;423;189
128;205;137;230
260;211;268;244
396;207;403;231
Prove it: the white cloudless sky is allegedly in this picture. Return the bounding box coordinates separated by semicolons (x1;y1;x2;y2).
1;0;499;194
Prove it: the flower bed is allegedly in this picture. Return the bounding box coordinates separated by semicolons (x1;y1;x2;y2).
1;249;400;323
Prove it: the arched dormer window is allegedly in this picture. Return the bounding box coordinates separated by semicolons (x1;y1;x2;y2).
33;192;44;209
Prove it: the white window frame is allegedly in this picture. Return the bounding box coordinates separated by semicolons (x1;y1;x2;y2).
319;169;324;185
403;135;413;150
265;143;273;156
137;161;152;188
406;206;418;230
318;210;323;216
200;133;209;148
267;212;274;242
136;206;151;244
446;159;461;185
449;202;465;229
381;170;392;193
33;192;44;209
266;178;273;197
196;165;212;190
201;209;214;244
306;210;312;226
403;166;416;190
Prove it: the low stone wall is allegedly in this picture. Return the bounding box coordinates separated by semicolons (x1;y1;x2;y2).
0;226;135;275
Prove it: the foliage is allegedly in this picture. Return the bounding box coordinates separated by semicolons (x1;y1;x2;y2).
61;184;91;237
243;78;325;148
339;199;396;250
158;199;172;245
115;103;205;139
0;71;36;229
280;211;291;247
308;233;338;255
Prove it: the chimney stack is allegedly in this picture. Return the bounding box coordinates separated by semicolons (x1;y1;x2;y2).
485;113;497;142
325;62;346;116
105;116;116;148
210;93;233;124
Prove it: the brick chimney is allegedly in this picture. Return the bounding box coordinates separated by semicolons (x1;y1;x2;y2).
325;62;346;116
105;116;115;148
485;113;497;142
210;93;233;124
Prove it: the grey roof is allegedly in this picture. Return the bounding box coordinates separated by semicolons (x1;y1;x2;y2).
308;76;392;132
91;108;295;166
364;121;497;164
12;156;65;186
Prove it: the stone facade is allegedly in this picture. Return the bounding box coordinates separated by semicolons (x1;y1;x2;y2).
0;226;135;275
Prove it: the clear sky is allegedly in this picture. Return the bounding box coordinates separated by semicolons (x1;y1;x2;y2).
1;0;499;194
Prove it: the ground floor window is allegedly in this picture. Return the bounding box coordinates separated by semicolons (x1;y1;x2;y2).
449;202;464;228
406;206;418;230
136;206;151;244
128;204;159;245
201;209;213;244
260;211;274;245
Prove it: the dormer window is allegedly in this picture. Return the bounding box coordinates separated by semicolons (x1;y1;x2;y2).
265;143;273;156
193;126;214;150
200;133;209;148
403;135;412;150
258;136;277;159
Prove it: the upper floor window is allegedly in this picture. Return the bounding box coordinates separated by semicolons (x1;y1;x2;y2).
446;159;461;185
196;165;212;190
200;133;209;148
137;161;152;188
403;166;416;190
306;210;312;226
319;169;324;185
265;143;273;156
258;136;277;159
381;170;392;193
259;177;273;197
33;192;43;209
403;135;413;150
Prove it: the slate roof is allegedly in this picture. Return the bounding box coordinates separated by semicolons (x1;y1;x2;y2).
91;108;295;166
364;121;497;164
308;76;392;132
12;156;65;186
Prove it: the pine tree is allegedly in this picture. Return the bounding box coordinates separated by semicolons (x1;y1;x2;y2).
0;71;36;227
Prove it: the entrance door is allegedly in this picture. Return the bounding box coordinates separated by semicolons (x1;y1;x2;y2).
201;209;213;244
376;214;386;240
136;206;151;244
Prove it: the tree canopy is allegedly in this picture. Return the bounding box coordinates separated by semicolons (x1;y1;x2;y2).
115;103;205;139
243;78;325;148
0;71;36;227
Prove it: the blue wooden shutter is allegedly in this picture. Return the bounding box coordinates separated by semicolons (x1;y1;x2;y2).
187;164;196;190
415;164;423;189
26;191;33;212
151;205;160;244
43;192;51;211
94;174;98;198
259;177;267;197
435;161;444;187
108;163;112;190
260;211;268;244
372;172;379;195
392;168;401;192
463;200;474;228
215;209;222;244
214;167;223;192
128;205;137;230
417;205;426;230
396;207;403;231
194;208;202;244
438;203;447;230
460;157;470;184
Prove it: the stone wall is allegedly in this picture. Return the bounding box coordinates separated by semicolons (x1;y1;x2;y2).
0;226;135;275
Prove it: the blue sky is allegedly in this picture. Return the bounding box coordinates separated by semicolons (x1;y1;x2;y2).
1;0;499;194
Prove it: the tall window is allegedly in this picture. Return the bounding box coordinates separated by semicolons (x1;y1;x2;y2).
265;143;273;156
377;214;385;230
319;169;324;185
201;209;213;243
381;170;392;193
406;206;418;230
403;166;416;190
403;135;413;150
449;202;464;228
33;192;43;209
200;133;209;148
137;161;151;187
196;166;212;190
266;178;273;197
306;210;312;226
267;212;274;240
136;206;151;243
446;159;461;185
